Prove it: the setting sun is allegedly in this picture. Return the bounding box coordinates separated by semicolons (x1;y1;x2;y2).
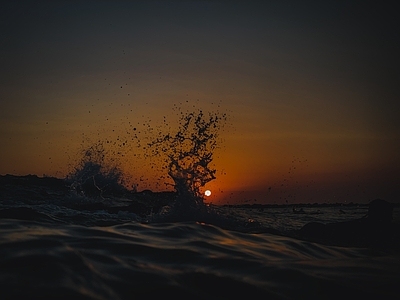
205;190;211;197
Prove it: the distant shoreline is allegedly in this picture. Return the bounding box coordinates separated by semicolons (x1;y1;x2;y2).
220;202;400;209
1;174;398;208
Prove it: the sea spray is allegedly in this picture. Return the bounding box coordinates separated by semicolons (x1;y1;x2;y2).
147;109;227;220
66;142;127;198
64;106;233;223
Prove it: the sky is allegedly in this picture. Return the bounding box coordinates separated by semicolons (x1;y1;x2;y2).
1;0;399;204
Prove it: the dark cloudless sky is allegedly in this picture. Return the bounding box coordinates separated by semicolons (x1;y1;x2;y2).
1;0;399;204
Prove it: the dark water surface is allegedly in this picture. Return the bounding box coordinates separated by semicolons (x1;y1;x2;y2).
1;176;399;299
2;219;400;300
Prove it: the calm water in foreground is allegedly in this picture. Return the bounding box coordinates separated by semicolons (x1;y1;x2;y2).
1;180;399;299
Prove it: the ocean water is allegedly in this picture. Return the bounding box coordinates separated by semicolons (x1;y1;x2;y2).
1;111;399;299
1;175;399;300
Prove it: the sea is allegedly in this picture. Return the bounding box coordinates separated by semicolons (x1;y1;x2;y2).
1;174;399;300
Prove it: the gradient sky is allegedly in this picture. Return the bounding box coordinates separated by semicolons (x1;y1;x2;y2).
1;0;399;204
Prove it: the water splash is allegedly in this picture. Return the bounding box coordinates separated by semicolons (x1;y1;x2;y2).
66;142;127;198
148;110;227;211
65;107;229;223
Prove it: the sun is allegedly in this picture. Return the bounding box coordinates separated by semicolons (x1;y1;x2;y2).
204;190;211;197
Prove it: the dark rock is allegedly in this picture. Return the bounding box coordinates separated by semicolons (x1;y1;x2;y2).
298;199;398;249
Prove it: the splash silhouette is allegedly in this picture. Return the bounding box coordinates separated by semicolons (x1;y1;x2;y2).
149;110;226;210
65;108;228;222
66;142;127;198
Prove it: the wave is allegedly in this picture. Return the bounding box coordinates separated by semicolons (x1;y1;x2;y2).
1;219;399;300
1;174;400;299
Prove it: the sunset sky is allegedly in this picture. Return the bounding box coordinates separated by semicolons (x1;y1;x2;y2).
1;1;399;204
